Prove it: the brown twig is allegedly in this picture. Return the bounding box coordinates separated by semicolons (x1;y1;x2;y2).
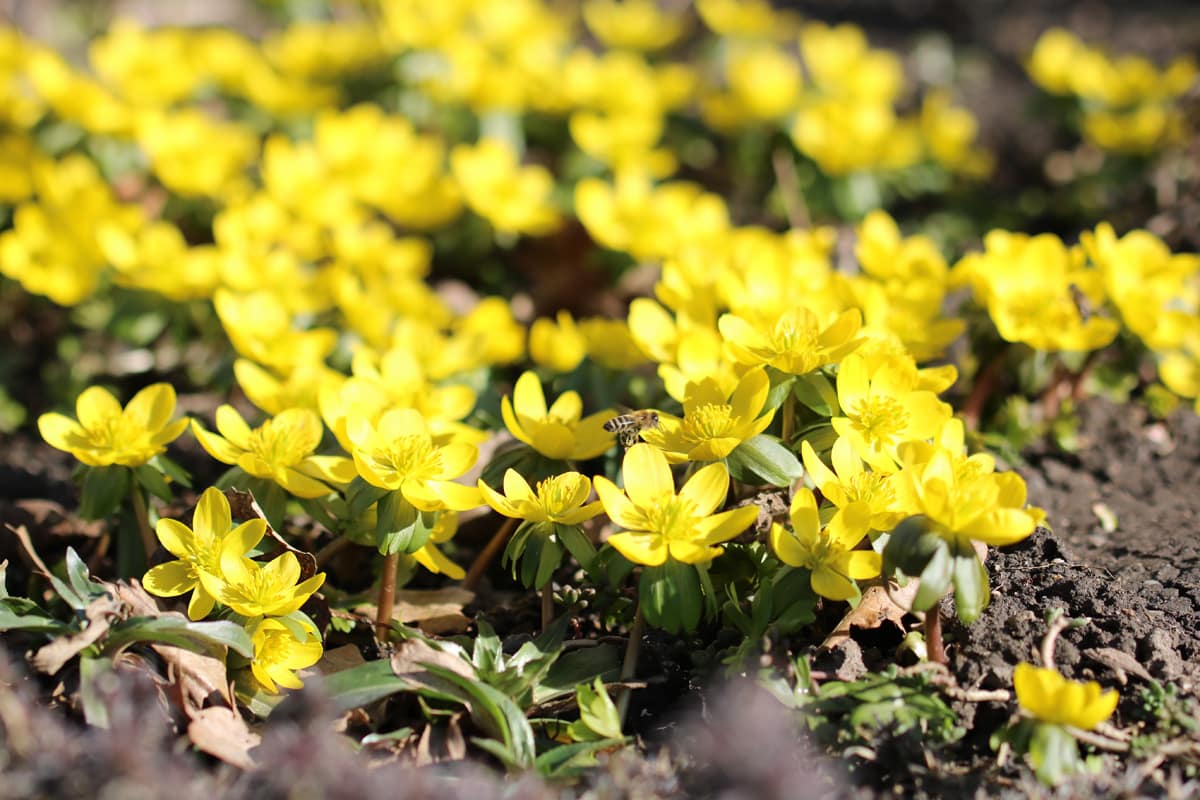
1039;610;1070;670
772;147;811;230
375;552;399;641
315;535;353;568
462;516;517;592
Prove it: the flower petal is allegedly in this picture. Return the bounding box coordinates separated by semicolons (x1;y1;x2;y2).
623;443;674;508
124;383;177;433
37;413;87;454
696;505;759;546
411;544;466;580
811;564;859;601
192;420;244;465
479;477;522;518
607;531;667;566
193;487;232;542
678;462;729;517
769;523;812;568
214;405;254;449
593;476;646;530
547;390;582;423
843;550;882;580
76;386;121;431
512;371;547;419
428;480;484;512
142;560;195;597
500;395;533;445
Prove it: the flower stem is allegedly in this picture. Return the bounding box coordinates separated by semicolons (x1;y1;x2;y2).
375;551;399;641
129;481;156;564
616;604;645;728
925;606;947;665
962;348;1008;431
781;391;795;448
462;516;517;592
541;580;554;631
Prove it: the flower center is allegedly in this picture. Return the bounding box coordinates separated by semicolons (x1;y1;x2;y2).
91;415;148;451
682;403;735;443
771;315;818;355
847;470;894;508
848;395;908;449
381;433;440;479
643;495;699;543
536;475;578;516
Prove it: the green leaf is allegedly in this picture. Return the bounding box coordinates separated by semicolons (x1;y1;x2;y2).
0;598;70;633
64;547;100;600
912;542;954;612
420;662;536;770
79;465;131;520
1030;722;1080;786
320;659;415;713
883;516;945;578
951;543;990;624
472;618;504;674
534;738;626;778
726;435;803;487
533;644;621;705
79;655;112;728
640;560;703;634
149;454;191;489
103;616;254;658
764;370;797;413
133;463;173;502
771;566;818;632
575;677;622;739
792;371;839;417
346;477;389;518
554;523;597;573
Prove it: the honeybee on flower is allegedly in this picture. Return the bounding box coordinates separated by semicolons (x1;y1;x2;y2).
603;408;661;448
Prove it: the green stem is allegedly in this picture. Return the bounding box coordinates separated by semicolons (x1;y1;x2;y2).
129;481;156;563
375;552;399;641
616;604;645;728
541;580;554;632
462;516;518;592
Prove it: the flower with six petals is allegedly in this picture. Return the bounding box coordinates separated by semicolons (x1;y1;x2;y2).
39;383;188;467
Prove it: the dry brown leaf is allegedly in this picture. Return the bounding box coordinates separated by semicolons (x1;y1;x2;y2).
188;706;260;770
308;644;366;677
12;500;105;538
32;595;119;675
1083;647;1154;684
415;713;467;766
152;642;234;713
357;587;475;635
224;488;318;581
5;523;54;578
390;637;477;692
820;584;911;651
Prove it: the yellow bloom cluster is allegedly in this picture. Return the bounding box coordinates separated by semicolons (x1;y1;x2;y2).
1027;28;1197;153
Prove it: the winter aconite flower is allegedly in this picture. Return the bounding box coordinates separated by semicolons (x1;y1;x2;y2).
143;487;266;620
249;618;323;693
192;406;356;499
769;488;879;600
501;371;616;460
1013;663;1118;730
801;439;902;532
641;367;775;463
718;306;862;376
200;548;325;619
348;408;482;511
39;383;188;467
594;444;758;566
478;469;603;525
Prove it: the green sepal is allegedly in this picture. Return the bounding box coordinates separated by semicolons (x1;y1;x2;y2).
346;476;389;518
149;453;191;488
79;465;131;520
511;526;563;589
883;516;946;580
1029;722;1081;786
554;523;596;573
912;541;954;612
133;463;173;503
792;370;839;417
375;493;433;556
951;540;990;624
763;368;797;413
639;559;703;634
726;434;803;487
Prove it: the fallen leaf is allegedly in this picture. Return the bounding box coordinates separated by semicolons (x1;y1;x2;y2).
820;584;911;651
225;489;318;581
32;595;119;675
307;644;366;677
1083;647;1153;684
188;706;260;770
357;587;475;635
152;642;234;713
415;713;466;765
12;500;105;538
390;637;477;692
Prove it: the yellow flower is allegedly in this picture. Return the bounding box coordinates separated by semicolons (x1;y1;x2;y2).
39;383;188;468
411;511;467;580
348;408;482;512
501;371;616;461
248;618;323;694
479;469;603;525
530;311;587;374
582;0;687;52
718;306;863;376
594;444;758;566
641;367;775;463
142;487;266;620
769;488;880;601
801;438;902;532
192;406;356;499
831;353;952;473
200;548;325;619
450;138;560;237
579;317;650;371
1013;663;1118;730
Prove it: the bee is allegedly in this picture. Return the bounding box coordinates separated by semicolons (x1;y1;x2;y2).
604;409;660;448
1068;283;1096;321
